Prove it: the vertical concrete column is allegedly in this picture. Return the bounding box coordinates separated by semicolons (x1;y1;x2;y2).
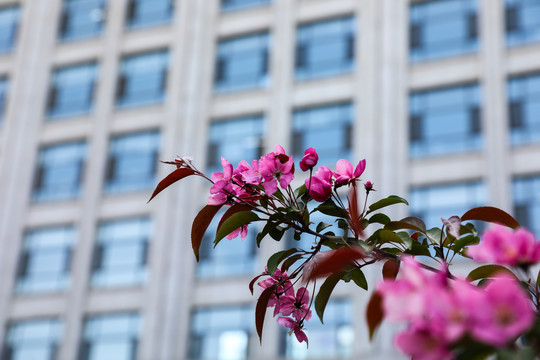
480;0;511;211
0;0;62;346
59;1;128;359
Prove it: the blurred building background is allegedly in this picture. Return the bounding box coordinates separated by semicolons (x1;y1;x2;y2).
0;0;538;359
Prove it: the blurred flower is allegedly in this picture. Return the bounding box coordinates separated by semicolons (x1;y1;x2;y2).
279;287;312;322
334;159;366;186
277;317;309;346
299;147;319;171
305;166;333;202
225;225;248;241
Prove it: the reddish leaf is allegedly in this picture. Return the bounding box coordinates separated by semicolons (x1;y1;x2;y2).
217;203;254;232
382;259;400;280
306;247;365;281
461;206;520;230
366;291;384;340
256;285;277;344
441;216;461;239
347;183;364;238
249;274;265;295
191;205;222;261
148;168;196;202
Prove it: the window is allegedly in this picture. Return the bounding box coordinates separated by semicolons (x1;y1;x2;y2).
47;62;97;118
409;84;482;157
91;217;151;287
508;73;540;145
189;306;253;360
283;300;354;359
3;319;62;360
79;313;140;360
0;77;8;124
197;210;257;278
59;0;106;41
207;115;265;173
292;102;353;165
0;5;20;53
15;226;75;294
125;0;173;29
221;0;270;12
513;175;540;236
32;141;86;202
410;0;478;62
410;181;487;229
214;32;269;92
116;50;168;107
506;0;540;46
104;131;160;194
295;16;355;80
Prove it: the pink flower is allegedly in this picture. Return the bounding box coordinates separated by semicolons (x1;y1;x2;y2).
305;166;333;202
279;287;312;322
225;225;248;240
207;158;234;205
234;160;262;186
334;159;366;187
469;275;534;346
258;268;295;316
258;145;295;195
395;322;452;360
364;181;374;193
277;317;309;347
299;147;319;171
467;225;540;266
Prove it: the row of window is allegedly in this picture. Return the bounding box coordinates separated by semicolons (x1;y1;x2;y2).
2;300;352;360
32;131;160;202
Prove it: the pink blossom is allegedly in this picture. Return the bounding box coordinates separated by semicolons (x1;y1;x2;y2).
258;145;295;195
225;225;248;240
395;322;452;360
305;166;333;202
277;317;309;346
258;268;295;316
333;159;366;186
299;147;319;171
234;160;262;185
467;225;540;266
469;275;534;346
279;287;312;322
364;181;374;192
207;158;234;205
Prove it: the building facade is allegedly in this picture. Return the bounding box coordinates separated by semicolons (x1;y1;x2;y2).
0;0;538;359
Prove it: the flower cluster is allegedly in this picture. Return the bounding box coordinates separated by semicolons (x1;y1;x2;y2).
305;159;366;202
467;225;540;266
258;269;312;346
378;257;535;359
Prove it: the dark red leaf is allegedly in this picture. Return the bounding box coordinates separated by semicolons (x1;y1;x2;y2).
256;285;277;344
307;247;365;281
249;274;265;295
461;206;520;230
347;183;364;238
366;291;384;340
217;203;254;232
191;205;222;261
148;168;196;203
382;259;400;280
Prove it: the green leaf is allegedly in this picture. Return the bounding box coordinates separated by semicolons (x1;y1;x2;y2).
396;232;413;249
315;274;342;324
191;205;223;261
368;213;391;225
425;227;443;245
350;268;368;290
497;348;536;360
316;222;333;233
281;254;304;273
267;248;298;275
215;211;260;246
269;225;287;241
451;234;480;254
294;184;308;197
461;206;520;229
379;229;403;245
257;221;277;247
385;216;426;233
367;195;409;213
467;264;515;282
315;200;349;218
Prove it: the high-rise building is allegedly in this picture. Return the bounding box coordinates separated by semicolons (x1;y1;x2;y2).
0;0;538;359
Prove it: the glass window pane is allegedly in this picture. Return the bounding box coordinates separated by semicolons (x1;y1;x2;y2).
92;217;151;287
513;175;540;236
508;73;540;145
295;16;355;80
215;32;269;92
506;0;540;46
0;77;8;124
292;102;353;166
116;50;168;108
6;319;62;360
126;0;173;28
409;84;482;157
0;5;20;52
32;142;86;202
59;0;106;41
221;0;270;12
105;131;160;194
410;0;478;62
